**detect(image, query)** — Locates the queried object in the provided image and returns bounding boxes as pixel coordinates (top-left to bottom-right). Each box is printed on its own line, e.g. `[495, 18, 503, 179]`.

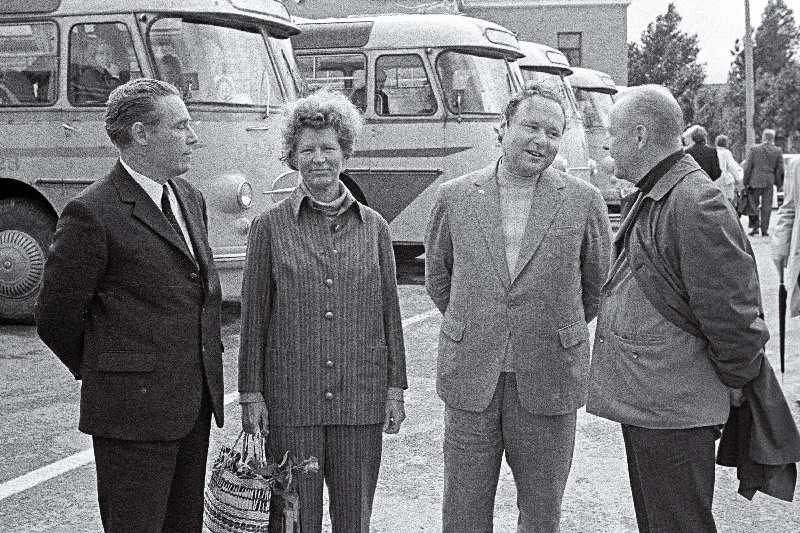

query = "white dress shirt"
[119, 158, 196, 258]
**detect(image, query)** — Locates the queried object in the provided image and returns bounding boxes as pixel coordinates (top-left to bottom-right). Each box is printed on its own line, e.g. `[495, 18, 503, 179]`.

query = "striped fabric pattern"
[268, 423, 383, 533]
[239, 187, 407, 426]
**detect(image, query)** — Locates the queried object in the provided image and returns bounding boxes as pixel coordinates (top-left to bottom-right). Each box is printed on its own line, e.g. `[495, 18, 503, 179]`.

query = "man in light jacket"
[425, 85, 610, 532]
[587, 85, 768, 532]
[772, 155, 800, 314]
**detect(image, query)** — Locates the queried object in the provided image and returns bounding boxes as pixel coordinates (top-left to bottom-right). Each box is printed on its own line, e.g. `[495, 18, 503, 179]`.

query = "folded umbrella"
[779, 269, 787, 374]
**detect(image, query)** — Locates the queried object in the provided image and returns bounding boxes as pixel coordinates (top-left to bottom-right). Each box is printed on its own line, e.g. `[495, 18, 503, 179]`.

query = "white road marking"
[0, 308, 438, 501]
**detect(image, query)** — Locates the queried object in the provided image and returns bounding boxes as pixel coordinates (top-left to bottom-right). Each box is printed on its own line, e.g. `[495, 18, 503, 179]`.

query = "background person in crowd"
[744, 128, 785, 236]
[772, 155, 800, 316]
[425, 85, 611, 532]
[588, 84, 768, 533]
[35, 79, 225, 533]
[684, 125, 722, 181]
[238, 89, 407, 533]
[715, 134, 743, 205]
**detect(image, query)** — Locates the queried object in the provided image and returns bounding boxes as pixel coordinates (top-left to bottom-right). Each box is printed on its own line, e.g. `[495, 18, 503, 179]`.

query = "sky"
[627, 0, 800, 84]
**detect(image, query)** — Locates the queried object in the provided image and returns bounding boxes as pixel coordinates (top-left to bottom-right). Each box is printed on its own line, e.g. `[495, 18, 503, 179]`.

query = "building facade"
[287, 0, 630, 85]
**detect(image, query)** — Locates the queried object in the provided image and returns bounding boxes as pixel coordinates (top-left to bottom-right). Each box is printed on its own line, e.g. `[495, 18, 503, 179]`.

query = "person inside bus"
[350, 68, 389, 115]
[238, 88, 407, 533]
[73, 36, 129, 104]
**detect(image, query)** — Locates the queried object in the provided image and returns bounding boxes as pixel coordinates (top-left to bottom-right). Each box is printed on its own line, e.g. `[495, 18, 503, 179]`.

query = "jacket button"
[325, 392, 334, 400]
[325, 311, 334, 321]
[599, 336, 605, 343]
[140, 388, 147, 394]
[189, 272, 199, 280]
[325, 360, 334, 368]
[332, 249, 339, 255]
[324, 278, 333, 287]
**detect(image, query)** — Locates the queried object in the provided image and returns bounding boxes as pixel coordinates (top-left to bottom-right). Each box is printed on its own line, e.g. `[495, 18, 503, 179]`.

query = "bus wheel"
[393, 244, 425, 261]
[0, 198, 56, 323]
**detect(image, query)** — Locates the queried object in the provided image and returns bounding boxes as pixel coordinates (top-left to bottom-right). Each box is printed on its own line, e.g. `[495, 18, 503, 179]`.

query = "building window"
[558, 32, 582, 67]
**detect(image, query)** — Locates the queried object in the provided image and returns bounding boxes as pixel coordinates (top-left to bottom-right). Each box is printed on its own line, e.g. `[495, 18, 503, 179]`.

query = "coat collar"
[645, 154, 703, 202]
[472, 160, 567, 285]
[110, 160, 199, 267]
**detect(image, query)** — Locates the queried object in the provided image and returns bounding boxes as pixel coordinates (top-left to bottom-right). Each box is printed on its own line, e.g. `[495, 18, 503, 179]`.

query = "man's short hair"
[690, 125, 708, 144]
[105, 78, 180, 147]
[614, 85, 684, 149]
[715, 134, 729, 148]
[762, 129, 776, 142]
[502, 82, 566, 130]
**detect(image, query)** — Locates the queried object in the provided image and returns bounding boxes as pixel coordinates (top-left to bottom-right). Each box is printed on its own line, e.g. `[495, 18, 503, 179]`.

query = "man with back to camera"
[684, 125, 721, 181]
[425, 84, 611, 532]
[744, 128, 784, 236]
[35, 78, 224, 533]
[587, 84, 768, 532]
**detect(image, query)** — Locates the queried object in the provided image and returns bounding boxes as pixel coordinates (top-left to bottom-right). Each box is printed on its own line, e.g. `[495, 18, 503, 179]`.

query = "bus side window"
[375, 54, 436, 116]
[296, 53, 366, 110]
[69, 23, 140, 106]
[0, 22, 58, 106]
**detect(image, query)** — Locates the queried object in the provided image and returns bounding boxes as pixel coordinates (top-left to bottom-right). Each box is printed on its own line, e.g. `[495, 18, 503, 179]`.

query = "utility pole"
[744, 0, 756, 148]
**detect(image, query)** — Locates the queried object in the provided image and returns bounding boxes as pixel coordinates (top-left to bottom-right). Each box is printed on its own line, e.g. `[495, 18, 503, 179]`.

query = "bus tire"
[0, 198, 56, 324]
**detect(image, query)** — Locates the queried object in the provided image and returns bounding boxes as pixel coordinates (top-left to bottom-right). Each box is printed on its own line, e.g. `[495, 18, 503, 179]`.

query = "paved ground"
[1, 229, 799, 532]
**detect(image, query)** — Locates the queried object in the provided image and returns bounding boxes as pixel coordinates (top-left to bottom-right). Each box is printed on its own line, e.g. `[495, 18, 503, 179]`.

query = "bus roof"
[0, 0, 299, 37]
[293, 14, 523, 59]
[517, 41, 572, 76]
[569, 67, 617, 94]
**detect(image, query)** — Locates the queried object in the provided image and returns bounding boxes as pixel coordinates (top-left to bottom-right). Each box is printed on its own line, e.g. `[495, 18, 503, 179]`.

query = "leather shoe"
[749, 228, 759, 236]
[762, 231, 769, 237]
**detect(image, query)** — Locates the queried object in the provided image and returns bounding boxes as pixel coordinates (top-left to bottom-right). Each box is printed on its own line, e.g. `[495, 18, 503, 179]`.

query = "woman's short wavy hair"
[280, 89, 364, 170]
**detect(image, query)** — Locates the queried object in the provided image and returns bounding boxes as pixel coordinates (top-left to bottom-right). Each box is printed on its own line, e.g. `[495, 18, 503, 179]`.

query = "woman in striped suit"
[238, 89, 408, 533]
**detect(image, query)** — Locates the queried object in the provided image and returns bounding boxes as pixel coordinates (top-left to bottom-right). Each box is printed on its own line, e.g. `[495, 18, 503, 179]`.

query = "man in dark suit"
[35, 78, 224, 533]
[684, 125, 722, 181]
[744, 128, 785, 236]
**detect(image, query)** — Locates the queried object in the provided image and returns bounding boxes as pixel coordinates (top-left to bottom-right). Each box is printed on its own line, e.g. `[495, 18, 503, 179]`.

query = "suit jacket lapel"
[473, 167, 511, 290]
[111, 162, 196, 264]
[512, 167, 566, 282]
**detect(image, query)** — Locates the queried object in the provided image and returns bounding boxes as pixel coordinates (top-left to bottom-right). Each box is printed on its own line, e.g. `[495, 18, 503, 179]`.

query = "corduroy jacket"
[238, 186, 407, 426]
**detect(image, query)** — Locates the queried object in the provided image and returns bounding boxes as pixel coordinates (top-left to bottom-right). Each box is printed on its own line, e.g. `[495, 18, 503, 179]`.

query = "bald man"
[587, 85, 768, 532]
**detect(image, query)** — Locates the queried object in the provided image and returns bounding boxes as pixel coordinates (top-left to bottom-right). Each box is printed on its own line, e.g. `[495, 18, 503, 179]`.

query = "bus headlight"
[237, 181, 253, 209]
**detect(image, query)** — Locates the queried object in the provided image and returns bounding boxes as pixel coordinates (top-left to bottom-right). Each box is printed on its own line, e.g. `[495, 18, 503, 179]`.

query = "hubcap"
[0, 230, 45, 299]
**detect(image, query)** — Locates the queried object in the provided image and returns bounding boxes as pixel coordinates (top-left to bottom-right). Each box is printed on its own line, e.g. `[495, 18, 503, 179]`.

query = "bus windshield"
[575, 88, 614, 129]
[148, 18, 279, 106]
[269, 36, 303, 100]
[436, 51, 516, 114]
[520, 70, 581, 121]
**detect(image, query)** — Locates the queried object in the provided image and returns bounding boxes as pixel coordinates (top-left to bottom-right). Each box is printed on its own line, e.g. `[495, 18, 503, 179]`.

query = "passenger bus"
[569, 66, 627, 228]
[517, 41, 592, 181]
[569, 66, 617, 163]
[288, 14, 524, 258]
[0, 0, 302, 321]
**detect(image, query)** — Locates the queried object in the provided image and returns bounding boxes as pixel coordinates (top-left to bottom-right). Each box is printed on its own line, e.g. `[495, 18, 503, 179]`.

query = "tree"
[722, 0, 800, 155]
[628, 2, 706, 123]
[754, 0, 799, 76]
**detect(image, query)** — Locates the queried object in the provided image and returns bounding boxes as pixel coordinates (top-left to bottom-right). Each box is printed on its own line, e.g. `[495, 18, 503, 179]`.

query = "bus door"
[361, 52, 443, 247]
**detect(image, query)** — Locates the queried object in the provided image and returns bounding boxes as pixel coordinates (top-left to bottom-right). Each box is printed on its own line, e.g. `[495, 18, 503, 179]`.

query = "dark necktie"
[161, 182, 188, 247]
